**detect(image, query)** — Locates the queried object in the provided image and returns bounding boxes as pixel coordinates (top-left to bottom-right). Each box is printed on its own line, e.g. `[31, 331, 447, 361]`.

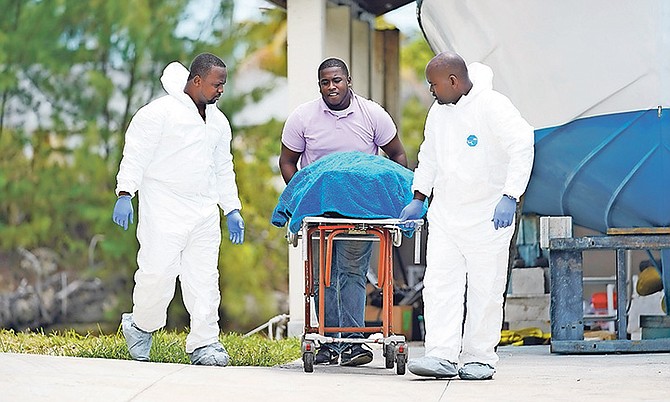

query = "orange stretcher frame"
[295, 217, 423, 374]
[304, 221, 395, 336]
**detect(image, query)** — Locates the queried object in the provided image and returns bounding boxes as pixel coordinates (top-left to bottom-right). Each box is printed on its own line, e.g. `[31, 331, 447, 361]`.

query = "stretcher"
[288, 216, 423, 374]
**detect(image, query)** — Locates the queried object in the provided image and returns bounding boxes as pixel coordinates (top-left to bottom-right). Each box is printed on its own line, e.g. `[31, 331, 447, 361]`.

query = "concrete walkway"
[1, 343, 668, 401]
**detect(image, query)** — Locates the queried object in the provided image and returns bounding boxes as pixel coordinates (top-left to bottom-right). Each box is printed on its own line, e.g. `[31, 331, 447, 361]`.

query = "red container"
[591, 292, 617, 310]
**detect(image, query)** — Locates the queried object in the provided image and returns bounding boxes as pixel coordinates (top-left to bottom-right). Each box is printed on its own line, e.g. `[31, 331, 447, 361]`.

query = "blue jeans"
[314, 239, 372, 353]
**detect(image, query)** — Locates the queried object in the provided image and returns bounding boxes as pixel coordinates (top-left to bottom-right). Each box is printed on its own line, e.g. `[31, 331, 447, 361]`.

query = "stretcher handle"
[325, 229, 350, 287]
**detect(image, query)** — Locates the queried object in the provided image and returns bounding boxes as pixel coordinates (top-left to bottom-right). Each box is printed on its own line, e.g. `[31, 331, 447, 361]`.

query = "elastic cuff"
[503, 194, 517, 202]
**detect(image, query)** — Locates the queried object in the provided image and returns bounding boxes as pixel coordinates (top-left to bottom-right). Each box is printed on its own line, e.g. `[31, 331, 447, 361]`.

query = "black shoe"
[315, 347, 339, 365]
[339, 343, 373, 367]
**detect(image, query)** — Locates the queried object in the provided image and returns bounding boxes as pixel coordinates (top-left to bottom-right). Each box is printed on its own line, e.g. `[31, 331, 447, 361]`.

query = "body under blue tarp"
[271, 151, 426, 233]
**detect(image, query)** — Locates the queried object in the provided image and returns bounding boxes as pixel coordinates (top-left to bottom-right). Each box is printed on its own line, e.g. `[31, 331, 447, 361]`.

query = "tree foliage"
[0, 0, 287, 332]
[399, 34, 435, 166]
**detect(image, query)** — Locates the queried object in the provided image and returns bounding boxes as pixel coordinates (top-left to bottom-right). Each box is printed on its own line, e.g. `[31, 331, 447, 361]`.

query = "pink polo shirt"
[281, 92, 397, 168]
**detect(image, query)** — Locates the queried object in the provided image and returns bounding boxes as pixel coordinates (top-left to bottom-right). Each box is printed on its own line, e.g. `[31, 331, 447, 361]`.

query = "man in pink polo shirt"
[279, 57, 408, 367]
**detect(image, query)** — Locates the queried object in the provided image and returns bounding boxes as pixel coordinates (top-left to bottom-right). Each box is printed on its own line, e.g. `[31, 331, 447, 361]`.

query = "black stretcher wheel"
[396, 353, 406, 375]
[384, 343, 395, 369]
[303, 351, 314, 373]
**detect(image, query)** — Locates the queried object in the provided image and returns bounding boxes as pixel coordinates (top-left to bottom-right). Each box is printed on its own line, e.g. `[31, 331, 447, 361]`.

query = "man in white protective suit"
[112, 53, 245, 366]
[398, 51, 534, 380]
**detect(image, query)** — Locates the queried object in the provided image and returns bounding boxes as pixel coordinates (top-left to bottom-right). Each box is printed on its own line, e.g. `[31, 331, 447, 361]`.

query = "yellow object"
[663, 296, 667, 314]
[500, 330, 523, 345]
[637, 267, 663, 296]
[499, 327, 550, 346]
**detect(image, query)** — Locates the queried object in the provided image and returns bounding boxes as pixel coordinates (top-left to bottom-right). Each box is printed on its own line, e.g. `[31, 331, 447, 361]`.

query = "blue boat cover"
[271, 151, 426, 233]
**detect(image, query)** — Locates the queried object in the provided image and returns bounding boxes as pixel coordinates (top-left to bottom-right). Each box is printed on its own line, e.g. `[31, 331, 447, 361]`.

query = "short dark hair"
[188, 53, 226, 81]
[317, 57, 349, 78]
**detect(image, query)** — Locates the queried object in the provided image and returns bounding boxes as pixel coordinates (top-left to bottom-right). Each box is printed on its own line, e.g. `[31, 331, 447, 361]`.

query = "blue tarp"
[271, 151, 426, 233]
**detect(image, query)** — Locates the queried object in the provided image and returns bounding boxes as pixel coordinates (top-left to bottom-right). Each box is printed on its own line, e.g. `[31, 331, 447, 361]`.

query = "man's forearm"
[279, 164, 297, 184]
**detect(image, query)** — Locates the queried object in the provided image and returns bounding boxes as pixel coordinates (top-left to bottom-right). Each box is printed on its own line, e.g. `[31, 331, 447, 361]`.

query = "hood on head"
[160, 61, 189, 97]
[467, 62, 493, 96]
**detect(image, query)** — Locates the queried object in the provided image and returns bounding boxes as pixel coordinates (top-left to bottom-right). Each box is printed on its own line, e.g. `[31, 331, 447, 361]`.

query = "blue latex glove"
[492, 195, 516, 230]
[398, 199, 425, 230]
[226, 209, 245, 244]
[112, 195, 134, 231]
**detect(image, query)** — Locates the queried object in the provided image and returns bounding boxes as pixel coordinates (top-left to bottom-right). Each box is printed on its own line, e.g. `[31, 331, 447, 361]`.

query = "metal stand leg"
[549, 250, 584, 344]
[616, 249, 628, 339]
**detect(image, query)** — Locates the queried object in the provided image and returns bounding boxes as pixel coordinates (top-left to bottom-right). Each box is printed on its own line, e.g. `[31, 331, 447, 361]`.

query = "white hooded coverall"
[412, 63, 534, 367]
[115, 62, 241, 353]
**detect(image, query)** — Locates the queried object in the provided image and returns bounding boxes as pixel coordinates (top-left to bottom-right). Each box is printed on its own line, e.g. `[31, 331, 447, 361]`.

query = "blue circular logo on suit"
[466, 134, 478, 147]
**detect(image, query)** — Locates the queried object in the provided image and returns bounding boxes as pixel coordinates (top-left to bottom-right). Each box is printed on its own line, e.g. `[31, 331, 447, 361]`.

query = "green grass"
[0, 328, 301, 367]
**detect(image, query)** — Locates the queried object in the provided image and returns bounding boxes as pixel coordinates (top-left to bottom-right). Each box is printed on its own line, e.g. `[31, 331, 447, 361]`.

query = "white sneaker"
[458, 362, 495, 380]
[189, 342, 230, 367]
[121, 313, 152, 361]
[407, 356, 458, 378]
